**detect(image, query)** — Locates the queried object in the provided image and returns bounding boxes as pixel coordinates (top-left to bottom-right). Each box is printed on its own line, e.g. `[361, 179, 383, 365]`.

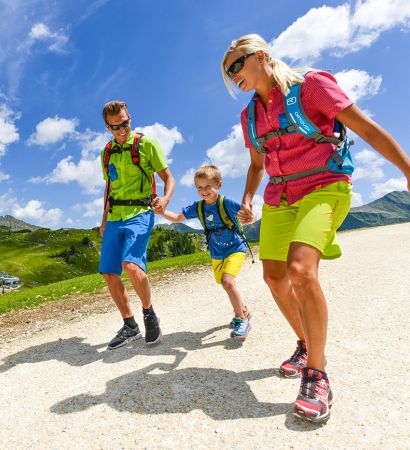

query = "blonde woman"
[222, 34, 410, 423]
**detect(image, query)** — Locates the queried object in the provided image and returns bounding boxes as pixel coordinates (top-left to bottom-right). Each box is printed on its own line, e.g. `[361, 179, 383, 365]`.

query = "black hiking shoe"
[143, 310, 162, 345]
[107, 324, 142, 350]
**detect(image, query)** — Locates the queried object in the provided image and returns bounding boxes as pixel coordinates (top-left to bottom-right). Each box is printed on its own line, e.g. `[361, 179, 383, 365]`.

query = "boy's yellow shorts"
[260, 181, 352, 261]
[212, 251, 246, 284]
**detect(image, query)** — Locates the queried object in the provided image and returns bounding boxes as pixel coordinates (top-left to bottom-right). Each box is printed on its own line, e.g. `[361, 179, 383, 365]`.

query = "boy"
[160, 165, 252, 338]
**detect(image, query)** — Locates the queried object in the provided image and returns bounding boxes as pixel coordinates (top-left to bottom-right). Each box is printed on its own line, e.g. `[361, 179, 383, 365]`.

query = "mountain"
[156, 223, 202, 234]
[242, 191, 410, 241]
[0, 215, 42, 232]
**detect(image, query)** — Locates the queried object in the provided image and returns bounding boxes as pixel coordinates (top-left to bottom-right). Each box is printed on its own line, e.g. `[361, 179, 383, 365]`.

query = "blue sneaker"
[230, 318, 252, 339]
[229, 307, 252, 328]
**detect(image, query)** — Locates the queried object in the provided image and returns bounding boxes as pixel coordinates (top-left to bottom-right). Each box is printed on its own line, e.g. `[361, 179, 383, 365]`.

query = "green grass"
[0, 251, 211, 314]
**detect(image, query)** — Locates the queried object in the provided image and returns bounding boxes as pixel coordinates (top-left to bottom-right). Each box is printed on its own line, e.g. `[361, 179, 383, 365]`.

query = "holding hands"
[238, 202, 256, 225]
[151, 196, 169, 214]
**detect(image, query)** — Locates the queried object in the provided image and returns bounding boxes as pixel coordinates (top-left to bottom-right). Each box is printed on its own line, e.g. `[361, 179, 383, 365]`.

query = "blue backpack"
[247, 72, 354, 184]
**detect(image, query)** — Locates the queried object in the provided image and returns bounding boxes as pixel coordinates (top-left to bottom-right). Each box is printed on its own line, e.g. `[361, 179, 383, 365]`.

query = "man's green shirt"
[101, 131, 168, 222]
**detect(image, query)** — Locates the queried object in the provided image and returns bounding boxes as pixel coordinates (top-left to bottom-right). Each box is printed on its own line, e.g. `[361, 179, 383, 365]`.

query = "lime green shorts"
[259, 181, 352, 261]
[212, 251, 246, 284]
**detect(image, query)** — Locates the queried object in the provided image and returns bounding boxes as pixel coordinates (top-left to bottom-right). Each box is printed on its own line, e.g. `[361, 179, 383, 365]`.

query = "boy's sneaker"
[143, 310, 162, 345]
[229, 306, 252, 328]
[230, 318, 252, 339]
[107, 324, 142, 350]
[280, 340, 307, 378]
[293, 368, 333, 423]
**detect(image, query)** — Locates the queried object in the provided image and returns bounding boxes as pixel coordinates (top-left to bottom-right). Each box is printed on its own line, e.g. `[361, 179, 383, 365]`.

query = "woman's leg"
[262, 259, 305, 340]
[287, 242, 326, 371]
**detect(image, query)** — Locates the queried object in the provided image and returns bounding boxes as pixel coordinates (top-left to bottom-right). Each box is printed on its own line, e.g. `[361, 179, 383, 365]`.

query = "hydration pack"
[246, 72, 354, 184]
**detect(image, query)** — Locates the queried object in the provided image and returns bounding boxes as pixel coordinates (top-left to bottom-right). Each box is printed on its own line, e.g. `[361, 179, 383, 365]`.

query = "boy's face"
[195, 177, 221, 204]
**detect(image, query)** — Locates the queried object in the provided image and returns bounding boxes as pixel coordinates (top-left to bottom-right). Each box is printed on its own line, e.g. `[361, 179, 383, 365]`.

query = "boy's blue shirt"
[182, 196, 247, 259]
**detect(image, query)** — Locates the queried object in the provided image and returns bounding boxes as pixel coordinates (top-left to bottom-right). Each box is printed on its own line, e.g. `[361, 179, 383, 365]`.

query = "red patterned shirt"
[240, 71, 353, 206]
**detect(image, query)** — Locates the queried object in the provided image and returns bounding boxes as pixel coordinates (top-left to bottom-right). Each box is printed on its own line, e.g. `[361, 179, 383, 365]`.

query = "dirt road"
[0, 224, 409, 449]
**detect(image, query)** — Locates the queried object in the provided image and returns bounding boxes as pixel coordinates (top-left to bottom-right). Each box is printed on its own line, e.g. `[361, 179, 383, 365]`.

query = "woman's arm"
[337, 104, 410, 190]
[238, 147, 265, 224]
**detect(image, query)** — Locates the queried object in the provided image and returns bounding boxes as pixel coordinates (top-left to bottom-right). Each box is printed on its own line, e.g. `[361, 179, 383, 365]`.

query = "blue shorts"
[99, 211, 154, 275]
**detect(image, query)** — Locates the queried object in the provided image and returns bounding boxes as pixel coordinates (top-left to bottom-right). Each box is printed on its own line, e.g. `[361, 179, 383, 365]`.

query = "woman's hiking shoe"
[280, 340, 307, 378]
[107, 324, 142, 350]
[143, 310, 162, 345]
[229, 306, 252, 328]
[293, 368, 333, 423]
[230, 318, 252, 339]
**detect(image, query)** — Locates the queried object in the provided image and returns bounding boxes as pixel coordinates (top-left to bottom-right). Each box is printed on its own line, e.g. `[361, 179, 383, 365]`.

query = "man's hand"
[238, 202, 256, 224]
[151, 196, 169, 214]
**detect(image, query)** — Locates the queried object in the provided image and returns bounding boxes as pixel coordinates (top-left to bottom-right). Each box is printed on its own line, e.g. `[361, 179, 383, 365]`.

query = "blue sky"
[0, 0, 409, 229]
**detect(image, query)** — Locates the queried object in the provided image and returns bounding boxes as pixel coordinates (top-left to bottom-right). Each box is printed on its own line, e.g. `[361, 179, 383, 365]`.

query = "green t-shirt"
[101, 131, 168, 222]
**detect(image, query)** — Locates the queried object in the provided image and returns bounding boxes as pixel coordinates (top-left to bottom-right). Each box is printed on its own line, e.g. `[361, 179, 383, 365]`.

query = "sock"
[124, 316, 137, 329]
[143, 305, 154, 315]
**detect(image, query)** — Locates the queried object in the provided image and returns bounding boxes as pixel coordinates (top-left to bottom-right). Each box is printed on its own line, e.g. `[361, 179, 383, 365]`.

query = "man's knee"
[122, 262, 147, 280]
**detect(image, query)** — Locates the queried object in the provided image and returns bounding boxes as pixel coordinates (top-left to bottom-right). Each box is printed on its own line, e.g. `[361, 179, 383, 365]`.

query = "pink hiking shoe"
[280, 340, 307, 378]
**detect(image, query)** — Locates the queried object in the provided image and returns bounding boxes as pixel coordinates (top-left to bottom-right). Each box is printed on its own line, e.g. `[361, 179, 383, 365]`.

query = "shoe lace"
[144, 313, 157, 327]
[117, 325, 131, 338]
[289, 345, 307, 365]
[233, 319, 244, 332]
[300, 378, 328, 401]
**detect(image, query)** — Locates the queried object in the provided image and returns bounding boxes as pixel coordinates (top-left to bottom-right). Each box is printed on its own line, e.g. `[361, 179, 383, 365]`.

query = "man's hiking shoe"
[230, 318, 252, 339]
[107, 324, 142, 350]
[229, 307, 252, 328]
[293, 368, 333, 423]
[143, 310, 162, 345]
[280, 340, 307, 378]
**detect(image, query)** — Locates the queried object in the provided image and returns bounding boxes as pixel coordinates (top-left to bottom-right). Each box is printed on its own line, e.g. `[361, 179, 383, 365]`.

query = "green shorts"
[259, 181, 352, 261]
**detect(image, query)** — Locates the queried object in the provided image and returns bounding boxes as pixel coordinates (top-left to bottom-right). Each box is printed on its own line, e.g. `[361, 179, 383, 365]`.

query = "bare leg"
[287, 242, 327, 371]
[262, 259, 305, 340]
[102, 273, 133, 318]
[122, 262, 151, 309]
[221, 273, 245, 317]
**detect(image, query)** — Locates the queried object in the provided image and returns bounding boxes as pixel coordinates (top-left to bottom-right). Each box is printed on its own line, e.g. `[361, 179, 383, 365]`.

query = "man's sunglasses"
[226, 53, 255, 77]
[107, 119, 130, 131]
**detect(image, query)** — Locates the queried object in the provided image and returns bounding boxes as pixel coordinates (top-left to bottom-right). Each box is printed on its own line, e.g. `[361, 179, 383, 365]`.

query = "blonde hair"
[221, 33, 304, 97]
[194, 165, 222, 184]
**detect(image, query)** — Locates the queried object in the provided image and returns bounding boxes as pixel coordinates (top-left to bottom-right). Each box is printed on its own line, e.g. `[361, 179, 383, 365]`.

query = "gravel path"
[0, 223, 409, 450]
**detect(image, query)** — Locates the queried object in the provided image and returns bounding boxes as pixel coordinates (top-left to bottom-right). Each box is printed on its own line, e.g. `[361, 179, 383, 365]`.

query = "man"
[99, 100, 175, 349]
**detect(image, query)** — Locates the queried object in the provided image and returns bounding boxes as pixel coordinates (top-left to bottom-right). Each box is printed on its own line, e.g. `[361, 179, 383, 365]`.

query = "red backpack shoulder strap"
[103, 141, 113, 175]
[131, 133, 144, 165]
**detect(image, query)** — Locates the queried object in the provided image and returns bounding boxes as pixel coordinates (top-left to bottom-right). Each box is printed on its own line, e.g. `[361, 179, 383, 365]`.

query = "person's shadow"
[51, 361, 290, 421]
[0, 325, 240, 373]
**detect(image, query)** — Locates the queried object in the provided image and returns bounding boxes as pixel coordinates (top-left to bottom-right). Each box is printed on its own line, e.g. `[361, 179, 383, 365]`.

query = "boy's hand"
[238, 202, 256, 224]
[151, 196, 169, 214]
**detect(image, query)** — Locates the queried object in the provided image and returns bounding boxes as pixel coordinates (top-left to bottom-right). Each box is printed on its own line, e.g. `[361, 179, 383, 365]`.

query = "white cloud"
[334, 70, 382, 103]
[370, 177, 407, 199]
[0, 104, 20, 157]
[184, 219, 202, 230]
[28, 23, 68, 53]
[135, 123, 184, 162]
[269, 0, 410, 65]
[0, 191, 17, 215]
[180, 168, 196, 187]
[75, 130, 110, 159]
[0, 171, 10, 182]
[251, 194, 264, 220]
[270, 5, 351, 64]
[206, 124, 249, 178]
[29, 155, 103, 195]
[352, 148, 385, 181]
[12, 199, 63, 228]
[351, 191, 364, 207]
[28, 116, 78, 146]
[73, 198, 103, 218]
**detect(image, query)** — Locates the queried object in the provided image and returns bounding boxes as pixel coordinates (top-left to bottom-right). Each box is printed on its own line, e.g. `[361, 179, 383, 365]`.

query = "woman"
[221, 34, 410, 423]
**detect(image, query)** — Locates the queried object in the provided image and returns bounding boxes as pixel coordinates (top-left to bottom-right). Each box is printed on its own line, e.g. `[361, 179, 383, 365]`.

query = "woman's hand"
[238, 202, 256, 224]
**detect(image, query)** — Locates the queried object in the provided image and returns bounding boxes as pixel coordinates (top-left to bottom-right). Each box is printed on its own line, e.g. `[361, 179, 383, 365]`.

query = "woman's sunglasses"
[226, 53, 255, 77]
[107, 119, 130, 131]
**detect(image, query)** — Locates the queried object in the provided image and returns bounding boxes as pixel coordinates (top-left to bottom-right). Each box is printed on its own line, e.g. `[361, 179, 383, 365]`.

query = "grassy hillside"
[0, 225, 203, 288]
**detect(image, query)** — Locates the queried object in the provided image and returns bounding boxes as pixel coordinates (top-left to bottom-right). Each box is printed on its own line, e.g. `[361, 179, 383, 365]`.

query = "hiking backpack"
[196, 195, 254, 263]
[103, 133, 157, 211]
[247, 72, 354, 185]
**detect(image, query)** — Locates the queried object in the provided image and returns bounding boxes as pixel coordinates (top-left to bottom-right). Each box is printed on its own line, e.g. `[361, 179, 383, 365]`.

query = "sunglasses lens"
[110, 120, 129, 131]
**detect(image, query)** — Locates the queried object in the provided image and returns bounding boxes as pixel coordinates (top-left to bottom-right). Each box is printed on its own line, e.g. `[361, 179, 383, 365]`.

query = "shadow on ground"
[0, 325, 243, 373]
[51, 362, 290, 421]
